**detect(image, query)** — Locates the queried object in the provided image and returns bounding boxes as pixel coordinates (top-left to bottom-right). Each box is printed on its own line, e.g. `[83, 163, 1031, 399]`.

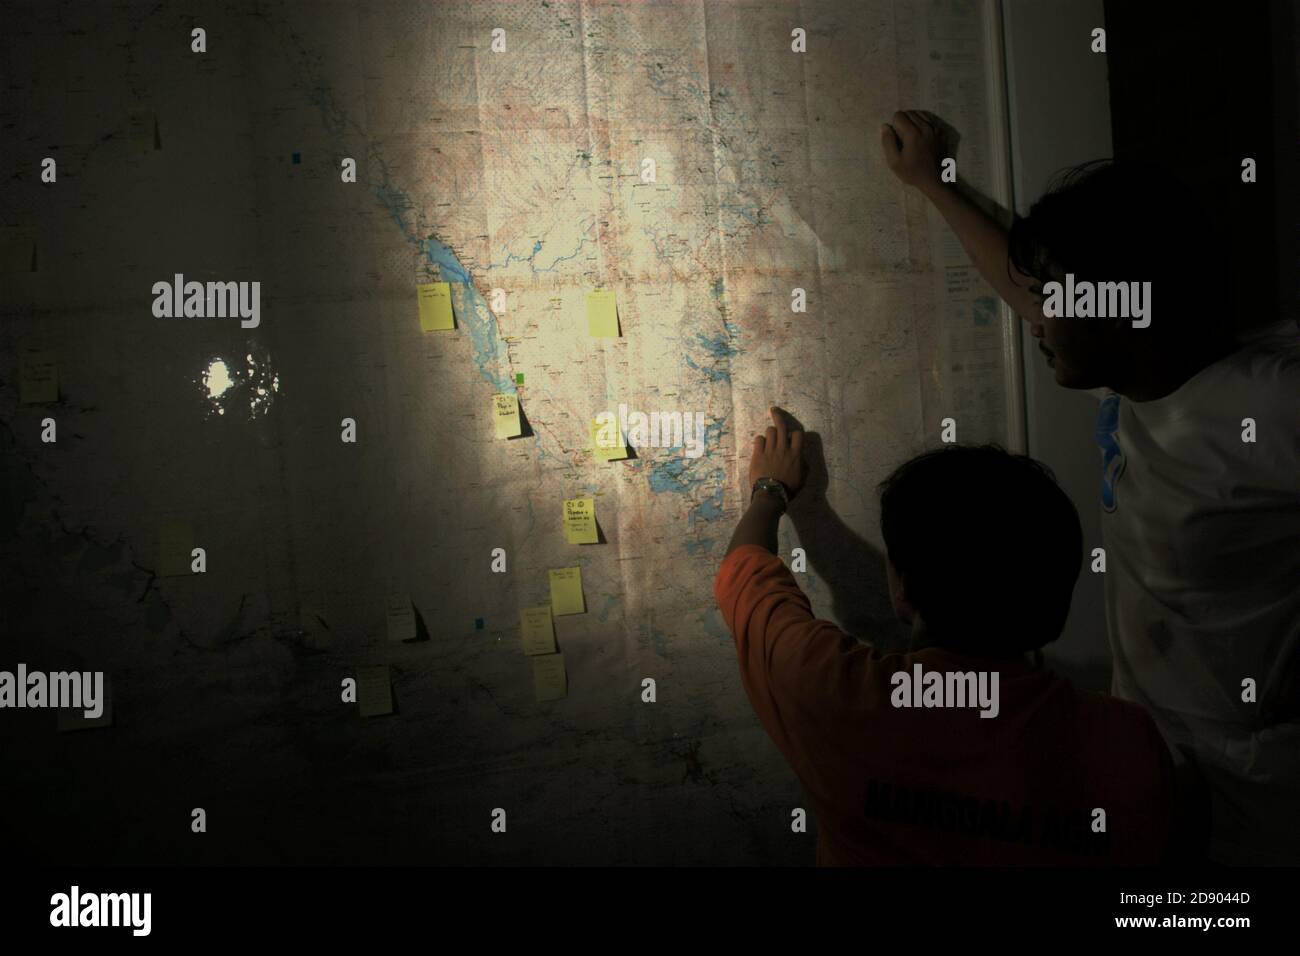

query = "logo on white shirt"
[1094, 394, 1126, 512]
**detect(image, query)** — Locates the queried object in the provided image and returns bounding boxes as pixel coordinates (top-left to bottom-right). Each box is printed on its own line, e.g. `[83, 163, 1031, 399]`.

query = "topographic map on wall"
[1, 0, 1014, 863]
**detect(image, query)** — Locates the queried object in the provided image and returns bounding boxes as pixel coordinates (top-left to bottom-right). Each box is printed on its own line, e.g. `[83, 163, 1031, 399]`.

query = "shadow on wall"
[779, 414, 907, 654]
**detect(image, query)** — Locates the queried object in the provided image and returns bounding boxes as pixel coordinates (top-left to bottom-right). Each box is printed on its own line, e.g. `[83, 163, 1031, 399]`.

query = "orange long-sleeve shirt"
[714, 544, 1174, 865]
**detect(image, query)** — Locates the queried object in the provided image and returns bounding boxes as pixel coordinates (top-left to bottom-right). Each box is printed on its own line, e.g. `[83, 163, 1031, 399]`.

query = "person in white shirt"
[881, 109, 1300, 864]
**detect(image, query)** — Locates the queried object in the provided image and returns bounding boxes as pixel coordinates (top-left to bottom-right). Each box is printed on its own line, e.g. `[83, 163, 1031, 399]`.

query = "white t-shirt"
[1095, 320, 1300, 864]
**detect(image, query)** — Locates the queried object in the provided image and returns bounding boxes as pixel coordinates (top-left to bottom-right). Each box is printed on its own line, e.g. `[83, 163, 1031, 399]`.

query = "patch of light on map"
[198, 349, 281, 420]
[203, 359, 234, 399]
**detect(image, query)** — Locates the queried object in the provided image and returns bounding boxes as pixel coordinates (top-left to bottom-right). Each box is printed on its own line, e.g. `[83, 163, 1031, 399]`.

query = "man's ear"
[886, 559, 915, 623]
[896, 576, 917, 622]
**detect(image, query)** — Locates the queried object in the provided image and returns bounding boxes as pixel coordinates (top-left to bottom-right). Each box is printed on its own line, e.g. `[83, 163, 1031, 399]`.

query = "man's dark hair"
[1007, 159, 1229, 345]
[877, 444, 1082, 656]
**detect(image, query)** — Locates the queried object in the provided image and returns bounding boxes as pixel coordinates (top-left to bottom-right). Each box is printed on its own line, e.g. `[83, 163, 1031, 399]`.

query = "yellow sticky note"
[520, 605, 556, 656]
[58, 678, 112, 732]
[127, 109, 157, 150]
[564, 498, 598, 544]
[299, 586, 327, 633]
[586, 290, 619, 337]
[549, 566, 585, 616]
[158, 521, 194, 577]
[19, 350, 57, 404]
[418, 282, 455, 331]
[0, 226, 36, 273]
[533, 654, 567, 701]
[590, 418, 627, 461]
[386, 592, 416, 642]
[493, 393, 522, 439]
[357, 666, 393, 717]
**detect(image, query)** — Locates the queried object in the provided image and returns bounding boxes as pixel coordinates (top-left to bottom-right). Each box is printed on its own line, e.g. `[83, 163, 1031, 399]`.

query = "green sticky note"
[586, 290, 619, 337]
[417, 282, 455, 331]
[516, 372, 524, 385]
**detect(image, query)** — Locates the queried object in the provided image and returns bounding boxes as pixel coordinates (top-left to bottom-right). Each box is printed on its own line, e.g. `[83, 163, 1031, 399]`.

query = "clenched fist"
[881, 109, 947, 193]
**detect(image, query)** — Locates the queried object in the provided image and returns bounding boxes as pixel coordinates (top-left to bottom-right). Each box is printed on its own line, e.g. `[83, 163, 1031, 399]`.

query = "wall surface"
[1, 0, 1014, 864]
[1002, 0, 1113, 689]
[1104, 0, 1291, 335]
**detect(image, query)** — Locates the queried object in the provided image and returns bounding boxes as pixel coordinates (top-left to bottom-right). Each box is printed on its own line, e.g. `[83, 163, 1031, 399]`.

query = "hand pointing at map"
[725, 406, 807, 557]
[748, 406, 807, 502]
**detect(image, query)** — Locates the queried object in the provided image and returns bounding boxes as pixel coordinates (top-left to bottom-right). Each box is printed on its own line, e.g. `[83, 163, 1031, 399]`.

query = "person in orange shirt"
[714, 407, 1178, 864]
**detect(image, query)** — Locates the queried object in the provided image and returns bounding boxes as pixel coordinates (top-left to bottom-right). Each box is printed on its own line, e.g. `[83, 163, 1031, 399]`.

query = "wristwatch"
[751, 477, 790, 510]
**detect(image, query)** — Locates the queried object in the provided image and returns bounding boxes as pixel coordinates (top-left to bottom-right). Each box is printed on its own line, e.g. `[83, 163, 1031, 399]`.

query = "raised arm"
[881, 109, 1043, 321]
[724, 406, 807, 557]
